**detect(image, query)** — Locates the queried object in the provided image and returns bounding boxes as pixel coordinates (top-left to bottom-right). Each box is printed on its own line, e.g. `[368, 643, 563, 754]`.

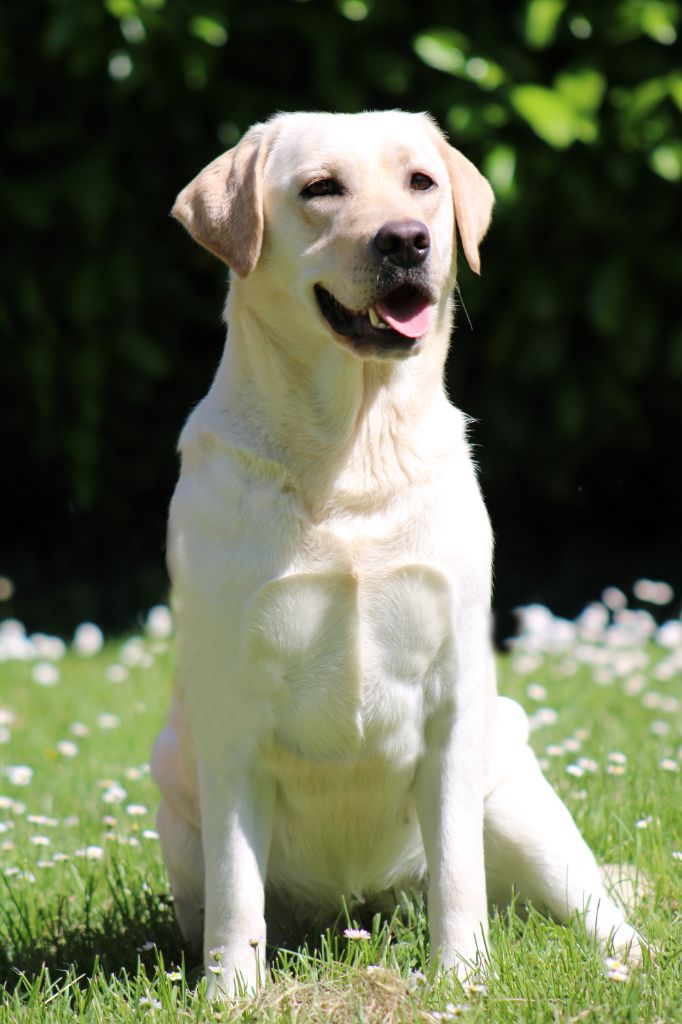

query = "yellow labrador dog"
[151, 110, 643, 995]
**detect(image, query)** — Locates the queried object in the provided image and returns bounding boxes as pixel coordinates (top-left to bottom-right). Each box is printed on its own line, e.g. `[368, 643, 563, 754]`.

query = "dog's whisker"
[455, 282, 474, 332]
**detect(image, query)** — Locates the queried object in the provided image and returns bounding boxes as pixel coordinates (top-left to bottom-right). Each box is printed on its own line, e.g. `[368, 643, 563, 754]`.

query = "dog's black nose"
[374, 220, 431, 268]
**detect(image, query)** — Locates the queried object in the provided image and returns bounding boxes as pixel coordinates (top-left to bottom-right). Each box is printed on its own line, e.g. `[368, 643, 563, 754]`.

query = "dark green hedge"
[2, 0, 681, 634]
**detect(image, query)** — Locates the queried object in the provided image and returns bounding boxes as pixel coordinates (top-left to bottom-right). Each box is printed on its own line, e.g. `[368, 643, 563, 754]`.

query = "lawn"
[0, 586, 680, 1022]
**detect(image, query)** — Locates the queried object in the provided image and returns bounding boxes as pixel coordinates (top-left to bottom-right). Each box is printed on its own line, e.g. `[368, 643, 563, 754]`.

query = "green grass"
[0, 613, 680, 1022]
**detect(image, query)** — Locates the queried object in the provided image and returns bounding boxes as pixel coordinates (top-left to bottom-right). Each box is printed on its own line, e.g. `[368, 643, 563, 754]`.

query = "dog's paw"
[605, 922, 652, 967]
[602, 929, 657, 983]
[204, 944, 263, 1001]
[205, 966, 258, 1002]
[435, 947, 489, 990]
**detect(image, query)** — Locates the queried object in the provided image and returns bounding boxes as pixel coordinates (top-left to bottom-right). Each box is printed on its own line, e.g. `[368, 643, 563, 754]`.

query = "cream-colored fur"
[151, 111, 644, 996]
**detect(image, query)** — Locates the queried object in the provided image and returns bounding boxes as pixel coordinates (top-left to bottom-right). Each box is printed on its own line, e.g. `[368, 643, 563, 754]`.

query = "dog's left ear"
[171, 123, 269, 277]
[440, 143, 495, 276]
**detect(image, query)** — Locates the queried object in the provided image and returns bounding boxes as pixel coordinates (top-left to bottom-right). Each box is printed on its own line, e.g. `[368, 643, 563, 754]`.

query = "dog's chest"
[245, 548, 454, 761]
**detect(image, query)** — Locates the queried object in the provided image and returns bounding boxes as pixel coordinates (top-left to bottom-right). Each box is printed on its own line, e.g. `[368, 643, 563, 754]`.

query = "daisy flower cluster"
[0, 603, 172, 667]
[509, 579, 681, 777]
[0, 594, 173, 879]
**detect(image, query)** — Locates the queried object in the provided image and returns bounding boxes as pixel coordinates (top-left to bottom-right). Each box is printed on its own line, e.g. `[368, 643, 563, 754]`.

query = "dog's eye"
[300, 178, 344, 198]
[410, 172, 436, 191]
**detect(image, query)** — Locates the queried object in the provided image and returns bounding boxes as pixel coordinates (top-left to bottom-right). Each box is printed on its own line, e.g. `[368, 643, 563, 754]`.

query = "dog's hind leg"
[152, 720, 204, 950]
[484, 698, 645, 962]
[155, 797, 204, 949]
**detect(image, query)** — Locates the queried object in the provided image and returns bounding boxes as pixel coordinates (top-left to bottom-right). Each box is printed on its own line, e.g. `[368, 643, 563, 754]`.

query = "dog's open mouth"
[314, 284, 433, 348]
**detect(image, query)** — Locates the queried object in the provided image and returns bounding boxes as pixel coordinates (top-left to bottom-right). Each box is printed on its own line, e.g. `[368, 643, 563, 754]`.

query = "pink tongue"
[374, 298, 432, 339]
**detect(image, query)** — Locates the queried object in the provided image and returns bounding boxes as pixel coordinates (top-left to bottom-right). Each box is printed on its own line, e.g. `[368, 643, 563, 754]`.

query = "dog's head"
[173, 111, 493, 361]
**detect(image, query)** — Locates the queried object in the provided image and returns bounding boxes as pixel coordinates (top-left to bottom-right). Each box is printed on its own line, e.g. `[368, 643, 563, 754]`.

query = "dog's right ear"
[171, 124, 268, 277]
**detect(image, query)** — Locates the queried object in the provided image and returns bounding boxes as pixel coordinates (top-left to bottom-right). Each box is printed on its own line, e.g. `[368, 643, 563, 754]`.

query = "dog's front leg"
[415, 719, 488, 978]
[198, 757, 274, 998]
[415, 616, 490, 979]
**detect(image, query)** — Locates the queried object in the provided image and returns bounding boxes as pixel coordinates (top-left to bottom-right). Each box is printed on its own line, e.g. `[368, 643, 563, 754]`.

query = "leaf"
[640, 0, 679, 46]
[413, 29, 468, 75]
[465, 56, 506, 90]
[104, 0, 137, 19]
[667, 71, 682, 111]
[555, 68, 606, 114]
[483, 144, 517, 197]
[649, 143, 682, 180]
[413, 29, 503, 90]
[510, 85, 578, 148]
[338, 0, 370, 21]
[621, 77, 669, 120]
[524, 0, 566, 49]
[189, 16, 228, 47]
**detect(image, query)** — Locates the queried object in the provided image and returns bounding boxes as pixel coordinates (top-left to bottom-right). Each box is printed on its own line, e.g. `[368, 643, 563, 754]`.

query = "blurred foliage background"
[2, 0, 681, 638]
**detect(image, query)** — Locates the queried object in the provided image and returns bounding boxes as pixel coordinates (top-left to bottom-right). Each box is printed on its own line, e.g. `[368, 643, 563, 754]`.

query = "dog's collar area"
[314, 284, 432, 351]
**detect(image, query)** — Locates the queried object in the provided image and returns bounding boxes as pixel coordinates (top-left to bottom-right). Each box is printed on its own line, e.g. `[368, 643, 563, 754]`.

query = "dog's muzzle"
[311, 280, 430, 348]
[314, 219, 438, 359]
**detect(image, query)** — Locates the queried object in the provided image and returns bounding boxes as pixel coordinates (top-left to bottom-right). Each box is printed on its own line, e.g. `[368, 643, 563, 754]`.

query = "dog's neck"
[205, 287, 459, 516]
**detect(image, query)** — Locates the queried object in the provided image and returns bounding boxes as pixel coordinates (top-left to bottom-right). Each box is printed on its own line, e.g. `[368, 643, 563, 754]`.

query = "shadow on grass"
[0, 869, 406, 995]
[0, 869, 188, 992]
